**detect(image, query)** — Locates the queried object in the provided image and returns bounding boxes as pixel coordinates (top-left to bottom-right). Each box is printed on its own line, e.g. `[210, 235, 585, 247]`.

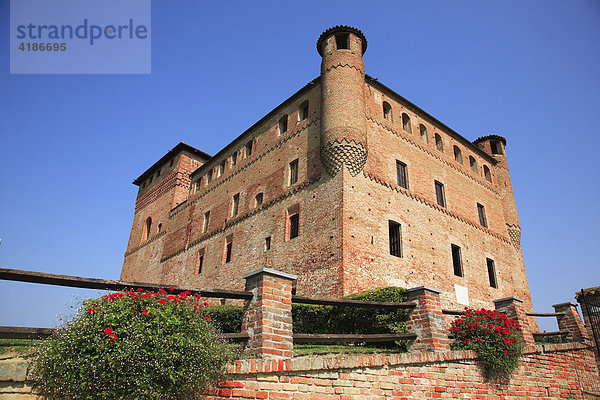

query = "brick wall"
[199, 343, 599, 399]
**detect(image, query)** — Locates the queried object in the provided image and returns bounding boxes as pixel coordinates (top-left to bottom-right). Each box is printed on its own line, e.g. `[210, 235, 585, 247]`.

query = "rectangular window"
[451, 244, 463, 277]
[232, 152, 237, 166]
[231, 193, 240, 217]
[388, 220, 402, 257]
[487, 258, 497, 288]
[289, 213, 299, 239]
[289, 159, 299, 185]
[203, 211, 210, 233]
[207, 171, 212, 184]
[219, 160, 226, 176]
[396, 160, 408, 189]
[196, 249, 204, 274]
[477, 203, 487, 227]
[435, 180, 445, 207]
[223, 235, 233, 264]
[265, 236, 271, 251]
[246, 141, 253, 158]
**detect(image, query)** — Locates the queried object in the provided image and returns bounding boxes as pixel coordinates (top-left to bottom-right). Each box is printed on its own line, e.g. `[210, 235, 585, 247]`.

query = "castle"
[121, 26, 534, 312]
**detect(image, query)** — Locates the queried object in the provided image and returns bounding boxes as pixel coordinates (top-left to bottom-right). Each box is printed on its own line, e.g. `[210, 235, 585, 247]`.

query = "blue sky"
[0, 1, 598, 332]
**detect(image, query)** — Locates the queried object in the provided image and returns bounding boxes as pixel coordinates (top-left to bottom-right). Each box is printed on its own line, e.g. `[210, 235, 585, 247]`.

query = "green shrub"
[203, 305, 243, 333]
[292, 287, 408, 336]
[450, 308, 524, 381]
[33, 288, 237, 400]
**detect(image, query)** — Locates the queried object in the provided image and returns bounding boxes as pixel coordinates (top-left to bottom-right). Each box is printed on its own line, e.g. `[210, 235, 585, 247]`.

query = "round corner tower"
[317, 25, 368, 176]
[474, 134, 522, 250]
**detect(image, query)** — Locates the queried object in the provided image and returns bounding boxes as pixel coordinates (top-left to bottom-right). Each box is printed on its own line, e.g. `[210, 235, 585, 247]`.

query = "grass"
[0, 338, 41, 356]
[294, 344, 404, 356]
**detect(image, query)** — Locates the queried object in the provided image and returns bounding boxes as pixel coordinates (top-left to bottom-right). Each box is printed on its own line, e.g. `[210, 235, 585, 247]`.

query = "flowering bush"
[450, 308, 524, 380]
[33, 288, 237, 399]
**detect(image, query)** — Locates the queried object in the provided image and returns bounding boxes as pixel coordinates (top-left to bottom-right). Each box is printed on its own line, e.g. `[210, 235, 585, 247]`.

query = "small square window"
[299, 101, 309, 121]
[265, 236, 271, 251]
[389, 220, 402, 258]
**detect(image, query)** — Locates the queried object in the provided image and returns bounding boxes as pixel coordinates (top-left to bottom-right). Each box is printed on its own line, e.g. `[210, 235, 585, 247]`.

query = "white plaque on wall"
[454, 284, 470, 306]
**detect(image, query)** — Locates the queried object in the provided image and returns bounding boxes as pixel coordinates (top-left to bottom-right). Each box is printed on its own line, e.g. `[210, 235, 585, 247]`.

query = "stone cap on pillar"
[242, 267, 297, 281]
[493, 296, 524, 305]
[405, 286, 442, 295]
[553, 302, 578, 308]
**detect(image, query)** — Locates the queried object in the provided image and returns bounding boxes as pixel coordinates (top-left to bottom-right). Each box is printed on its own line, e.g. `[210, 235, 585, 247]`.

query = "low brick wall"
[3, 343, 599, 399]
[200, 343, 600, 399]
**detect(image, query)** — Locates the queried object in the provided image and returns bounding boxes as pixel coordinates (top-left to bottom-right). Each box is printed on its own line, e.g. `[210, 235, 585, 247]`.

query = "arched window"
[144, 217, 152, 241]
[435, 133, 444, 151]
[490, 140, 503, 155]
[484, 165, 492, 182]
[245, 140, 253, 158]
[157, 223, 162, 233]
[383, 101, 392, 122]
[453, 146, 463, 164]
[402, 113, 411, 132]
[279, 115, 288, 135]
[420, 124, 427, 143]
[299, 101, 309, 121]
[469, 156, 478, 173]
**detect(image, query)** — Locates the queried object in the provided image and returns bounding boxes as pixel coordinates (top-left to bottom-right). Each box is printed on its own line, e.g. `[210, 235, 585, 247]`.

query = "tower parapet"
[317, 26, 368, 176]
[474, 135, 522, 249]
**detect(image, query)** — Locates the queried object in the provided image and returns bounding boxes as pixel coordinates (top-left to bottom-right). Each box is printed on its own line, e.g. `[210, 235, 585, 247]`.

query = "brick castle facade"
[121, 26, 534, 312]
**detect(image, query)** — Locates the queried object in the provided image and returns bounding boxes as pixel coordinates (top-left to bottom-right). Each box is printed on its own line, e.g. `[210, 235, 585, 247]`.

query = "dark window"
[490, 140, 503, 155]
[149, 175, 153, 184]
[420, 124, 427, 143]
[265, 236, 271, 251]
[197, 250, 204, 274]
[383, 101, 392, 122]
[207, 170, 212, 184]
[156, 169, 161, 178]
[402, 113, 411, 132]
[335, 33, 349, 50]
[451, 244, 463, 277]
[289, 159, 299, 185]
[289, 213, 299, 239]
[225, 242, 232, 263]
[484, 165, 492, 182]
[469, 156, 478, 173]
[203, 211, 210, 233]
[232, 152, 237, 166]
[144, 217, 152, 240]
[219, 160, 226, 176]
[299, 101, 309, 121]
[246, 141, 253, 157]
[396, 160, 408, 189]
[255, 193, 263, 208]
[435, 181, 445, 207]
[454, 146, 463, 164]
[279, 115, 288, 134]
[389, 220, 402, 257]
[157, 223, 162, 233]
[477, 203, 487, 227]
[232, 194, 239, 217]
[487, 258, 497, 288]
[435, 133, 443, 151]
[170, 159, 174, 167]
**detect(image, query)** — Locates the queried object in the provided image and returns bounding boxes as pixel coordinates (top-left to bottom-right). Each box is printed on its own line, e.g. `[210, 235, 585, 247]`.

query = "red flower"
[158, 288, 166, 294]
[103, 328, 112, 335]
[503, 349, 508, 354]
[168, 287, 175, 292]
[86, 307, 96, 315]
[158, 300, 167, 305]
[109, 334, 117, 342]
[143, 309, 148, 315]
[137, 288, 144, 292]
[464, 339, 470, 344]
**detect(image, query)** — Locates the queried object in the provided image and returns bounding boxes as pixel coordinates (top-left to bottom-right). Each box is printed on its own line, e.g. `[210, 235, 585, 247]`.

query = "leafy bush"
[450, 308, 524, 381]
[293, 287, 408, 336]
[33, 288, 237, 400]
[203, 305, 243, 333]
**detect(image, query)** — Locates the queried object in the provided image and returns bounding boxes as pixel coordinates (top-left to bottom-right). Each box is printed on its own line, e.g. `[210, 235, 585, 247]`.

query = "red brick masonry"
[200, 343, 599, 399]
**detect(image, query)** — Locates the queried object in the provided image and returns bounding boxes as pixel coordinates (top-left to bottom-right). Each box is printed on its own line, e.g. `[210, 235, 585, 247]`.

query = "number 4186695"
[18, 43, 67, 51]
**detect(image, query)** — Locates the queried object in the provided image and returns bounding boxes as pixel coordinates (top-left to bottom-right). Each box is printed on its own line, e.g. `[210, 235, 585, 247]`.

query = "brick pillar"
[242, 268, 296, 359]
[552, 302, 588, 342]
[493, 297, 535, 347]
[405, 286, 449, 352]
